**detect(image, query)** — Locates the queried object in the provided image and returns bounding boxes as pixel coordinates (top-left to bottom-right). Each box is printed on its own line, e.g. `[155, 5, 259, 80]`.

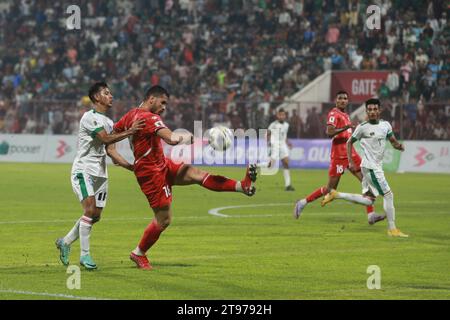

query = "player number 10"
[163, 185, 171, 198]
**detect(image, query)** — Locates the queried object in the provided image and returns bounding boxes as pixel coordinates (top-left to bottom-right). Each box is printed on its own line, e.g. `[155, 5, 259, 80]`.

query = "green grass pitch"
[0, 163, 449, 300]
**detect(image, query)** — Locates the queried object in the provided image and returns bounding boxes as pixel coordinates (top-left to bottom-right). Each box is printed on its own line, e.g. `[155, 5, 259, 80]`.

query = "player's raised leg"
[130, 206, 171, 270]
[349, 160, 384, 224]
[55, 218, 79, 266]
[321, 189, 375, 206]
[174, 163, 257, 196]
[293, 174, 340, 219]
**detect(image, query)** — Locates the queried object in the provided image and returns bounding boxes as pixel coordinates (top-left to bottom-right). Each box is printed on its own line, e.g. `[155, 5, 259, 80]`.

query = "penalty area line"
[0, 289, 111, 300]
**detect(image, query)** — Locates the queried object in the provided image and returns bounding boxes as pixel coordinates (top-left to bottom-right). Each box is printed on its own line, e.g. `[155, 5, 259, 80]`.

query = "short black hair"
[88, 82, 108, 103]
[144, 85, 170, 101]
[277, 108, 286, 113]
[365, 98, 381, 108]
[336, 91, 349, 97]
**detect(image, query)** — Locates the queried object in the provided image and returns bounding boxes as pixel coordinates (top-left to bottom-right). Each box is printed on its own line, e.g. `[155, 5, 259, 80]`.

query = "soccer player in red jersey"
[113, 85, 257, 269]
[293, 91, 385, 225]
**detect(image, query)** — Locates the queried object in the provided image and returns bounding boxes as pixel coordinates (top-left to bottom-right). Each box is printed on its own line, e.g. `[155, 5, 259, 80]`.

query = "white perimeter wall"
[1, 134, 449, 174]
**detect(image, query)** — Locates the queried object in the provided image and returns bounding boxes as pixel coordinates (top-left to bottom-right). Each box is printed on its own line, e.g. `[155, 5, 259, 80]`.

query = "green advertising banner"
[354, 141, 401, 172]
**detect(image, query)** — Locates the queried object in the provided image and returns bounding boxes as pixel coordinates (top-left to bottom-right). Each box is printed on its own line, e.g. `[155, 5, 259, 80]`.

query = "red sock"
[366, 205, 374, 214]
[201, 174, 237, 192]
[306, 187, 327, 203]
[138, 220, 163, 253]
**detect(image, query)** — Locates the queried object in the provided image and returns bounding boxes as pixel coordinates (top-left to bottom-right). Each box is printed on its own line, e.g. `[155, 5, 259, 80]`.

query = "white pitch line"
[0, 289, 110, 300]
[0, 199, 448, 225]
[208, 203, 293, 217]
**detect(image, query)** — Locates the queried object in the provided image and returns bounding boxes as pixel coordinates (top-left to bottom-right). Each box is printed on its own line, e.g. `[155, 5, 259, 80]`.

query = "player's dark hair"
[277, 108, 286, 113]
[88, 82, 109, 103]
[336, 91, 348, 97]
[144, 85, 170, 101]
[365, 98, 381, 108]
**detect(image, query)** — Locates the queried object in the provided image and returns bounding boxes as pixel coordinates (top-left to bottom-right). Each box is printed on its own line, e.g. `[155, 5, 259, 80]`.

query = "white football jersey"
[268, 120, 289, 146]
[351, 120, 393, 170]
[71, 110, 114, 178]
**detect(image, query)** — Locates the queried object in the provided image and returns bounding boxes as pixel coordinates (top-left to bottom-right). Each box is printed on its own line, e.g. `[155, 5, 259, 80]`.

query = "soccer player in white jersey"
[267, 108, 295, 191]
[55, 82, 144, 269]
[321, 99, 408, 237]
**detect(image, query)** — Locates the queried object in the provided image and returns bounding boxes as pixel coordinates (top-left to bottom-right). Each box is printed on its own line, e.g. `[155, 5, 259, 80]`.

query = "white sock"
[79, 216, 93, 256]
[133, 246, 145, 256]
[336, 192, 374, 206]
[63, 218, 81, 245]
[235, 181, 243, 192]
[283, 169, 291, 187]
[257, 161, 270, 168]
[383, 192, 396, 229]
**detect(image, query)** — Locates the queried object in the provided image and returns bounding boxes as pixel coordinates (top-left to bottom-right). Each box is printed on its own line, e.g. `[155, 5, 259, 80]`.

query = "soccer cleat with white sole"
[368, 213, 386, 225]
[293, 199, 307, 219]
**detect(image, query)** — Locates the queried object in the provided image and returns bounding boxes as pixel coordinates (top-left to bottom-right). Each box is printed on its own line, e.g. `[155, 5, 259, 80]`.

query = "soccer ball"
[207, 125, 234, 151]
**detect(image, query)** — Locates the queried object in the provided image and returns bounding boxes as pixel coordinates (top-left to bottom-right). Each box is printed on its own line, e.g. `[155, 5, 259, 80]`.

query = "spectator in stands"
[289, 109, 303, 139]
[0, 0, 448, 141]
[386, 71, 400, 96]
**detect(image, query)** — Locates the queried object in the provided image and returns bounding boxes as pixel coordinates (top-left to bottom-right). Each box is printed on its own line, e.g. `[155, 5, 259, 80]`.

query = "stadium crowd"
[0, 0, 449, 140]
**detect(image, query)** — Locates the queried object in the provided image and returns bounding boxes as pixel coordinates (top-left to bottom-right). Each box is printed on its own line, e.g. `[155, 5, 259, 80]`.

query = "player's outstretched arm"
[97, 119, 145, 145]
[388, 135, 405, 151]
[106, 143, 134, 171]
[326, 124, 352, 138]
[157, 128, 193, 146]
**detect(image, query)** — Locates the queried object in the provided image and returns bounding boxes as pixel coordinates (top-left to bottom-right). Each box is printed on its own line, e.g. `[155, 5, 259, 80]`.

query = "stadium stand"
[0, 0, 448, 139]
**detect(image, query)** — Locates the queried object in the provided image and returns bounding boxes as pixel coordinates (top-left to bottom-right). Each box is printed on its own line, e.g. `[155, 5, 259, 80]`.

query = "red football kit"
[114, 107, 184, 208]
[326, 107, 361, 177]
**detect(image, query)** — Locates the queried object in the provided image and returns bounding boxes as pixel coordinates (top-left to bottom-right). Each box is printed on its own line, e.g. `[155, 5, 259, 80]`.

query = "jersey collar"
[92, 109, 106, 115]
[334, 107, 346, 114]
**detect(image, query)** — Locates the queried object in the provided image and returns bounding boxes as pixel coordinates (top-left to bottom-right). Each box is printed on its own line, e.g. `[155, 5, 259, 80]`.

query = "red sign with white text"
[331, 71, 389, 102]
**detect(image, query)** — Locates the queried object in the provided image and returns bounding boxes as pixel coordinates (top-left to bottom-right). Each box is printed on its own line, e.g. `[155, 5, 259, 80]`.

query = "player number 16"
[163, 185, 171, 198]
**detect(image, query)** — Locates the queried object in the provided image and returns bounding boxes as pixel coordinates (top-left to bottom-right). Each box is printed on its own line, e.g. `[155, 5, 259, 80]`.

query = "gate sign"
[331, 71, 389, 102]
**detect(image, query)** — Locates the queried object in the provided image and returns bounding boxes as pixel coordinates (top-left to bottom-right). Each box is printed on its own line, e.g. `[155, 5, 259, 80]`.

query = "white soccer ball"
[208, 125, 234, 151]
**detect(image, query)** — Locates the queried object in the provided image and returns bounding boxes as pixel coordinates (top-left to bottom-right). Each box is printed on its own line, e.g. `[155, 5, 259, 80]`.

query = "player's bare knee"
[159, 216, 171, 230]
[92, 215, 101, 224]
[84, 206, 97, 217]
[363, 191, 376, 204]
[192, 166, 207, 183]
[178, 164, 206, 184]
